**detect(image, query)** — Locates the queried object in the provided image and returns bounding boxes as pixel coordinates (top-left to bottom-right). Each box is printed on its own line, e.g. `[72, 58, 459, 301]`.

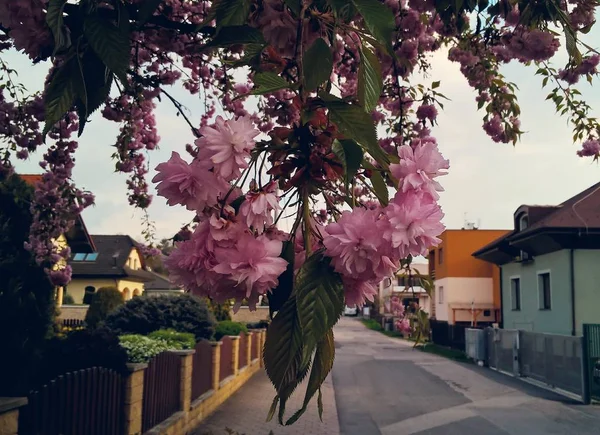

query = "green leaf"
[283, 0, 301, 15]
[357, 44, 382, 112]
[324, 97, 389, 167]
[432, 80, 441, 89]
[77, 51, 114, 136]
[46, 0, 69, 54]
[83, 14, 130, 85]
[252, 72, 292, 95]
[269, 240, 295, 317]
[351, 0, 395, 53]
[263, 297, 307, 423]
[370, 170, 389, 205]
[328, 0, 357, 22]
[295, 253, 343, 368]
[285, 330, 335, 425]
[564, 26, 582, 65]
[214, 0, 252, 29]
[332, 139, 364, 186]
[43, 56, 80, 136]
[206, 25, 266, 47]
[137, 0, 163, 25]
[304, 38, 333, 92]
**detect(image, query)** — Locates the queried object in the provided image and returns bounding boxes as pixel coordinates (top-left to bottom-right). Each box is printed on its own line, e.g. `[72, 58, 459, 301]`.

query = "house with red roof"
[474, 182, 600, 336]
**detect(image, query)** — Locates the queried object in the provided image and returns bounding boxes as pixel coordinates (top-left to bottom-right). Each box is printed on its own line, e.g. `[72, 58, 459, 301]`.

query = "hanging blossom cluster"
[156, 116, 288, 309]
[0, 0, 598, 288]
[323, 135, 448, 307]
[24, 114, 94, 285]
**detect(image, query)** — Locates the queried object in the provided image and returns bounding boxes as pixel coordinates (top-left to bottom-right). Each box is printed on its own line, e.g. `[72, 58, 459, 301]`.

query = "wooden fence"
[251, 332, 259, 360]
[219, 336, 234, 381]
[238, 333, 248, 370]
[8, 330, 267, 435]
[142, 351, 181, 432]
[61, 318, 85, 328]
[18, 367, 124, 435]
[192, 341, 213, 400]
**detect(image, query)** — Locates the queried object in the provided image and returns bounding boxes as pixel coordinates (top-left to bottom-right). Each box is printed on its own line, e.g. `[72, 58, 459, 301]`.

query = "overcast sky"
[11, 24, 600, 243]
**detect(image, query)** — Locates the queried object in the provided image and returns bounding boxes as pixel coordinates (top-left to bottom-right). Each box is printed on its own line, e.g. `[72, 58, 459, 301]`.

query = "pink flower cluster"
[25, 114, 94, 285]
[323, 139, 448, 307]
[576, 139, 600, 158]
[0, 0, 52, 60]
[155, 116, 288, 308]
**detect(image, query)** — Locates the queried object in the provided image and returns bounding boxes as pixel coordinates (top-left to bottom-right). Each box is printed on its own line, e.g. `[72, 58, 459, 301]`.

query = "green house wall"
[501, 250, 572, 335]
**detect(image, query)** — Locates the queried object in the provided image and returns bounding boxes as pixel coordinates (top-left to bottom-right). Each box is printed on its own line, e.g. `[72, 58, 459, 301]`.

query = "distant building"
[378, 263, 431, 315]
[474, 182, 600, 335]
[144, 270, 184, 297]
[67, 235, 155, 304]
[429, 229, 510, 325]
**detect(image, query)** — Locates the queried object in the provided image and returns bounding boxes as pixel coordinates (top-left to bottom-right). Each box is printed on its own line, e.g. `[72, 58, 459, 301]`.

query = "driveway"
[332, 316, 600, 435]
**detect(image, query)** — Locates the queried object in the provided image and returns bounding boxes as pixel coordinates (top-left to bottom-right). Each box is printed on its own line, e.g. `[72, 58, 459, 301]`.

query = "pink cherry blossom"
[239, 181, 280, 233]
[343, 277, 379, 308]
[212, 233, 288, 301]
[577, 139, 600, 157]
[385, 190, 445, 257]
[196, 116, 259, 181]
[152, 151, 230, 212]
[389, 140, 449, 199]
[395, 318, 411, 334]
[324, 207, 397, 282]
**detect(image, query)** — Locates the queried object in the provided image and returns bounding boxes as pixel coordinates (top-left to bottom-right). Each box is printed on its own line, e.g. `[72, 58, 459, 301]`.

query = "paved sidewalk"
[191, 370, 340, 435]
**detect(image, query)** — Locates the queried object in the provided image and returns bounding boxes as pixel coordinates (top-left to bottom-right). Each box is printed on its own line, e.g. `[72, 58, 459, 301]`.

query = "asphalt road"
[332, 316, 600, 435]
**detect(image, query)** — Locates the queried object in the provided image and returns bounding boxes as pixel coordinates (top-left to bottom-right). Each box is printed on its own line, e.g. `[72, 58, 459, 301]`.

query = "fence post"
[211, 342, 222, 391]
[230, 336, 240, 377]
[513, 331, 521, 377]
[124, 363, 147, 435]
[582, 326, 592, 404]
[246, 332, 252, 366]
[0, 397, 28, 435]
[171, 350, 195, 412]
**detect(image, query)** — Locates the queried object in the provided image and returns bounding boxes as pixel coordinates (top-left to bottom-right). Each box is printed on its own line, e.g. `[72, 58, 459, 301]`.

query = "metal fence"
[18, 367, 124, 435]
[430, 320, 483, 351]
[61, 319, 85, 328]
[142, 352, 181, 432]
[486, 328, 519, 375]
[481, 328, 586, 401]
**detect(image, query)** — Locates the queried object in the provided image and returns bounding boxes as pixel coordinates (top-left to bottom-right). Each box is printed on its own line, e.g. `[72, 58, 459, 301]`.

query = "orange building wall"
[429, 230, 509, 280]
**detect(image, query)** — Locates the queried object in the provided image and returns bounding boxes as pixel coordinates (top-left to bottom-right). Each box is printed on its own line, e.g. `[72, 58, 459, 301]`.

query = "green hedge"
[214, 321, 247, 341]
[119, 335, 175, 363]
[148, 329, 195, 349]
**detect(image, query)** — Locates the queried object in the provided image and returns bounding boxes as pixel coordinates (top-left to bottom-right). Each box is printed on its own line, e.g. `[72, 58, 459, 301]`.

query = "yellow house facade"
[66, 235, 154, 304]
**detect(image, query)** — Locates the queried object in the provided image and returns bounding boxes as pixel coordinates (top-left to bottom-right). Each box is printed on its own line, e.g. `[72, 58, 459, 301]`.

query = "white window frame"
[438, 286, 444, 304]
[509, 275, 521, 311]
[537, 269, 552, 310]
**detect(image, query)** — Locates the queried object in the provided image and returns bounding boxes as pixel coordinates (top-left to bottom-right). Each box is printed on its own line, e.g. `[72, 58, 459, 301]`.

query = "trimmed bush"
[214, 321, 248, 340]
[85, 287, 124, 329]
[119, 335, 175, 363]
[104, 294, 215, 341]
[246, 320, 270, 330]
[62, 294, 75, 305]
[148, 329, 195, 349]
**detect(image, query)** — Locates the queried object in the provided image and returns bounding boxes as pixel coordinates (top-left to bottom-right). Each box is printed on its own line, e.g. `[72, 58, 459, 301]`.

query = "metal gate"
[583, 324, 600, 403]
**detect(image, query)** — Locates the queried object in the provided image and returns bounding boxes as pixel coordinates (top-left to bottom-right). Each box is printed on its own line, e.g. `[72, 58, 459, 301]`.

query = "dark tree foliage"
[104, 294, 216, 341]
[206, 297, 232, 322]
[0, 174, 56, 396]
[37, 328, 129, 387]
[85, 286, 124, 329]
